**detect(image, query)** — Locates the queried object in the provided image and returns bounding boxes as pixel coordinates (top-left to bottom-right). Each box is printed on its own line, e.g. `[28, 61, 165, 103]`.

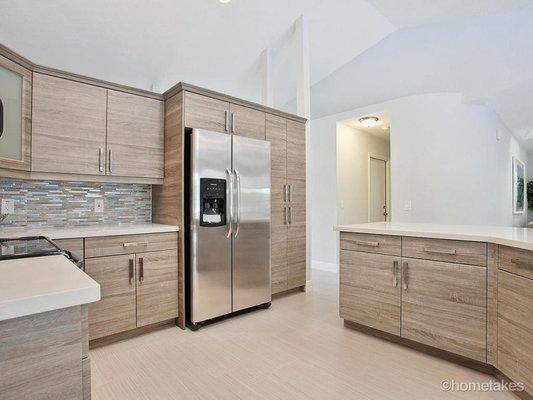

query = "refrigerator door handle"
[226, 168, 233, 238]
[234, 169, 241, 237]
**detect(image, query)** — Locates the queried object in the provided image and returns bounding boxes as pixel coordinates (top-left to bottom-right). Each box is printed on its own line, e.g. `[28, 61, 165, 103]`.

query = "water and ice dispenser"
[200, 178, 226, 227]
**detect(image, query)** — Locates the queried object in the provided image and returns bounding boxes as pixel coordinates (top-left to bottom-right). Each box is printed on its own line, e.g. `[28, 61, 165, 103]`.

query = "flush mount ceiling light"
[358, 116, 379, 128]
[219, 0, 231, 3]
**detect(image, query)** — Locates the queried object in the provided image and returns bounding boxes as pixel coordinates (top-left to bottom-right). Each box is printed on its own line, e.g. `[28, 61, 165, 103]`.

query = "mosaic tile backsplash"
[0, 179, 152, 228]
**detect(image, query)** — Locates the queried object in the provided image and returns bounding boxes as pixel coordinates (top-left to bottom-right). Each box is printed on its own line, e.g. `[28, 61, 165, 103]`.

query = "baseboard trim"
[312, 260, 338, 273]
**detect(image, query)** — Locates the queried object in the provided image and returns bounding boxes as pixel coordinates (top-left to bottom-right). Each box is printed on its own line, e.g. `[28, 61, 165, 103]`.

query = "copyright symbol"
[441, 380, 451, 392]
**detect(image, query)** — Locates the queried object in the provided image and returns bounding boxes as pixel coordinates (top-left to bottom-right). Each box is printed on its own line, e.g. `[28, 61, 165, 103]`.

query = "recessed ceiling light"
[381, 126, 389, 131]
[358, 116, 379, 128]
[219, 0, 231, 3]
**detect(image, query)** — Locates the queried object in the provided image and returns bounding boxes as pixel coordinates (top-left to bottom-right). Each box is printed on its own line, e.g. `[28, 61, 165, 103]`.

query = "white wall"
[310, 92, 529, 270]
[336, 123, 390, 225]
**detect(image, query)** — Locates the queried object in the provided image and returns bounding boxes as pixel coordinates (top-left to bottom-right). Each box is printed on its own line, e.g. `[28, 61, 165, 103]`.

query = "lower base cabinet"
[339, 242, 487, 362]
[85, 249, 178, 340]
[498, 270, 533, 393]
[401, 258, 487, 362]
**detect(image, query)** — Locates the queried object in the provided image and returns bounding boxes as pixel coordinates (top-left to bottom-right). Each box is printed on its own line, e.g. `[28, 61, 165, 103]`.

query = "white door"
[369, 157, 387, 222]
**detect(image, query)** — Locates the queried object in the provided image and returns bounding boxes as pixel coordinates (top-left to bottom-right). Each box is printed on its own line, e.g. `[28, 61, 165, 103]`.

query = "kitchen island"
[0, 254, 100, 400]
[335, 222, 533, 399]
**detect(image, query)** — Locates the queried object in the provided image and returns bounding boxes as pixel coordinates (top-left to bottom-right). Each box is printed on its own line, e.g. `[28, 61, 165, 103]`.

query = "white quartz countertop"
[0, 223, 180, 240]
[0, 255, 100, 322]
[334, 222, 533, 251]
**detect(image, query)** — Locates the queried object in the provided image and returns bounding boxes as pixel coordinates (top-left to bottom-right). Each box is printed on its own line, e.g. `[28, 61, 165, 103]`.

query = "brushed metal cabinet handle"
[289, 184, 293, 202]
[129, 258, 134, 285]
[393, 260, 398, 287]
[224, 110, 229, 132]
[284, 205, 288, 225]
[123, 241, 148, 248]
[231, 112, 235, 133]
[355, 240, 379, 247]
[424, 247, 457, 255]
[98, 148, 104, 173]
[139, 257, 144, 283]
[510, 258, 533, 269]
[283, 184, 288, 202]
[402, 262, 409, 290]
[288, 206, 292, 225]
[108, 148, 113, 173]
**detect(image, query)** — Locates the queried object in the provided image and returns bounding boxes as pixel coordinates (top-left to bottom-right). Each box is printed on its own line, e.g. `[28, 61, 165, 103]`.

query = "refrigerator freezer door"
[232, 135, 272, 312]
[190, 129, 232, 323]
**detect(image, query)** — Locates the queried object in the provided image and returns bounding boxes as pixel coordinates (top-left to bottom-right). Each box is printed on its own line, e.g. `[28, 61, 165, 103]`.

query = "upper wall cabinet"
[32, 73, 108, 175]
[184, 92, 229, 132]
[106, 90, 164, 179]
[229, 104, 265, 140]
[31, 74, 164, 182]
[183, 91, 266, 140]
[0, 55, 32, 171]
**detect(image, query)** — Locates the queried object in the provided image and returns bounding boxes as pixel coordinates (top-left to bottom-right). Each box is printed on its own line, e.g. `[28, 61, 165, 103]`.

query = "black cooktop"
[0, 236, 77, 262]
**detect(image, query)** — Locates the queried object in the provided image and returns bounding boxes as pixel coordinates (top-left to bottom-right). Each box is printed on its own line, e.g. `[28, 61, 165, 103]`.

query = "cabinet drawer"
[499, 245, 533, 280]
[340, 232, 401, 256]
[85, 232, 177, 258]
[402, 237, 486, 266]
[498, 270, 533, 393]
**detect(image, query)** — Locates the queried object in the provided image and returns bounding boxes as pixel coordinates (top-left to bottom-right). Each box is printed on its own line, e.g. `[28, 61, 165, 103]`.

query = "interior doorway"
[336, 112, 391, 225]
[368, 155, 388, 222]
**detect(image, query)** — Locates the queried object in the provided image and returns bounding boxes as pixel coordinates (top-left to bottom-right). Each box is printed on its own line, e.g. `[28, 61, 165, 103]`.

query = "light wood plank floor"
[91, 270, 514, 400]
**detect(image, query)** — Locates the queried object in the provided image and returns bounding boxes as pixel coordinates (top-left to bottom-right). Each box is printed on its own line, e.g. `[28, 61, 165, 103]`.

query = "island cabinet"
[497, 246, 533, 394]
[83, 232, 179, 341]
[339, 233, 488, 363]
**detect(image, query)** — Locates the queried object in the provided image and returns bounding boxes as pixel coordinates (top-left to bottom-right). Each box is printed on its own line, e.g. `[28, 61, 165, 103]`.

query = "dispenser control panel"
[200, 178, 226, 227]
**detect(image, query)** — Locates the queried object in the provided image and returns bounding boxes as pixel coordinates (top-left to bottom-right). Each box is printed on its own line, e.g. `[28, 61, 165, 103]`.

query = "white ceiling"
[0, 0, 394, 104]
[342, 113, 390, 142]
[366, 0, 533, 28]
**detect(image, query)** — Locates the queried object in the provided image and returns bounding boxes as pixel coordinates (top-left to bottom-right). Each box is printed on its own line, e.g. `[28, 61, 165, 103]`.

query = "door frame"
[367, 153, 390, 223]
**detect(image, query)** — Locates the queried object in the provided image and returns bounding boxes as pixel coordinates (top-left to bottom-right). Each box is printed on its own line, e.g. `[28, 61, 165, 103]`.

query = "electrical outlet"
[404, 200, 412, 211]
[94, 198, 104, 213]
[1, 199, 15, 214]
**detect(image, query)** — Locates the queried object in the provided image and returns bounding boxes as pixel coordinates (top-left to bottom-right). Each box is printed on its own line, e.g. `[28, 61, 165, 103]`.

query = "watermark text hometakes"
[441, 379, 524, 392]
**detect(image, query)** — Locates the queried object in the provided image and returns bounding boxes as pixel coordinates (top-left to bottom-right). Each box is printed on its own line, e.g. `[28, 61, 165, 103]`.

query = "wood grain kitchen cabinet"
[498, 270, 533, 393]
[287, 224, 306, 289]
[401, 258, 487, 362]
[32, 73, 107, 175]
[84, 254, 137, 340]
[340, 250, 401, 335]
[230, 103, 265, 140]
[136, 250, 179, 327]
[106, 90, 164, 179]
[184, 91, 229, 132]
[286, 119, 305, 181]
[54, 238, 84, 263]
[266, 114, 288, 293]
[0, 306, 84, 400]
[0, 54, 32, 172]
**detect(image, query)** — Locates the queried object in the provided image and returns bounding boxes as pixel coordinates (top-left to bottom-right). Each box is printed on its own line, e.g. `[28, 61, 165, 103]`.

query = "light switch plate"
[1, 199, 15, 214]
[404, 200, 412, 211]
[94, 198, 104, 213]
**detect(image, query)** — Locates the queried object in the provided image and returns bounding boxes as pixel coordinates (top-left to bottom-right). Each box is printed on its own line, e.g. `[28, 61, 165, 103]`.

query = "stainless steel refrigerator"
[187, 128, 271, 329]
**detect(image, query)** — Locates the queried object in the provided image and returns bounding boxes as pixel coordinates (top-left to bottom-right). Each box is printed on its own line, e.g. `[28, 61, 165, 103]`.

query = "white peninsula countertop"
[0, 255, 100, 322]
[334, 222, 533, 251]
[0, 222, 180, 240]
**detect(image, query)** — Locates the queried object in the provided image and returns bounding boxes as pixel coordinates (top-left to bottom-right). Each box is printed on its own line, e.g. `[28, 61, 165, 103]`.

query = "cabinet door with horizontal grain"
[84, 255, 136, 340]
[287, 224, 306, 290]
[401, 258, 487, 362]
[32, 73, 107, 175]
[230, 104, 265, 140]
[106, 90, 164, 179]
[498, 270, 533, 393]
[136, 250, 179, 327]
[340, 250, 401, 335]
[266, 114, 288, 294]
[184, 92, 229, 132]
[286, 119, 305, 181]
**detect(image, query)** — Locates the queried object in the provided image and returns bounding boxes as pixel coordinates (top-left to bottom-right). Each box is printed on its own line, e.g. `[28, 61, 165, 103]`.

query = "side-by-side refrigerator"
[187, 128, 271, 329]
